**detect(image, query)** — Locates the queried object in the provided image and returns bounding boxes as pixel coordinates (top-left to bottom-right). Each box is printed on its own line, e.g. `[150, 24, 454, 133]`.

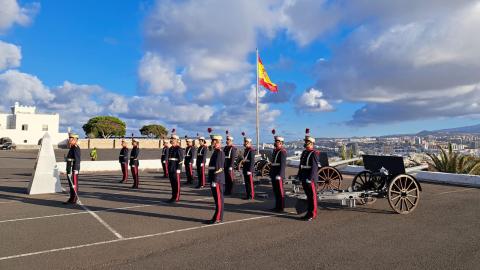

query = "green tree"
[139, 124, 168, 138]
[340, 145, 347, 160]
[82, 116, 126, 138]
[427, 143, 480, 175]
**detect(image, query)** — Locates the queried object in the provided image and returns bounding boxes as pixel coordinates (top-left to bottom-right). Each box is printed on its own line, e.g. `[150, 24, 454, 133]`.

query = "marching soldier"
[167, 132, 184, 202]
[297, 128, 319, 221]
[205, 133, 225, 224]
[241, 133, 255, 200]
[196, 135, 208, 188]
[161, 139, 169, 178]
[270, 129, 287, 212]
[184, 137, 197, 184]
[119, 139, 129, 183]
[223, 130, 237, 195]
[63, 133, 81, 204]
[130, 139, 140, 189]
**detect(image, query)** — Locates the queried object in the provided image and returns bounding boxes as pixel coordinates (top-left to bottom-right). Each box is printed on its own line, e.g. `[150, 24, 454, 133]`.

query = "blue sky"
[1, 0, 479, 140]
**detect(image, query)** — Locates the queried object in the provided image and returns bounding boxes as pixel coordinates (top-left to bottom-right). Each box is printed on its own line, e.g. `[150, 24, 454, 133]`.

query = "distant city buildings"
[0, 102, 68, 147]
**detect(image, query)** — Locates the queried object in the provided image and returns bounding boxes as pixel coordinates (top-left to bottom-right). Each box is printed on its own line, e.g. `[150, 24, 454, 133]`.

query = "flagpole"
[255, 48, 260, 155]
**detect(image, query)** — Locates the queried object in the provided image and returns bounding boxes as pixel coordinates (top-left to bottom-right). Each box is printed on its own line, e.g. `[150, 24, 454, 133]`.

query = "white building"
[0, 102, 69, 147]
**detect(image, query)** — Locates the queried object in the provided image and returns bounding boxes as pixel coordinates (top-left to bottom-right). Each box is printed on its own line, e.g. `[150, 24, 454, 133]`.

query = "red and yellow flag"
[258, 55, 278, 93]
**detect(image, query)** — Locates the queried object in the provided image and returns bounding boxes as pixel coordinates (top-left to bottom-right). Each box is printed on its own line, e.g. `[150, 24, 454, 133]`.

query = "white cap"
[198, 136, 206, 141]
[274, 136, 284, 142]
[244, 137, 252, 143]
[305, 136, 315, 143]
[210, 134, 223, 140]
[226, 136, 234, 141]
[170, 134, 179, 140]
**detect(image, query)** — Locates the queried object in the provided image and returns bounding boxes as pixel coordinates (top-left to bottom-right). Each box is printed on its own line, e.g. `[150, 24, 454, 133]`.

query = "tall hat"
[68, 133, 79, 139]
[170, 128, 179, 140]
[132, 138, 139, 143]
[208, 127, 222, 140]
[242, 131, 252, 143]
[304, 128, 315, 143]
[197, 132, 205, 141]
[272, 129, 284, 142]
[226, 130, 233, 141]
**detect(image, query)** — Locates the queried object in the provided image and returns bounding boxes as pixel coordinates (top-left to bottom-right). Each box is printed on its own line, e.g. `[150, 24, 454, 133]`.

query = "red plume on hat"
[207, 127, 213, 134]
[184, 135, 188, 138]
[226, 130, 229, 135]
[241, 131, 245, 136]
[196, 133, 199, 137]
[305, 128, 310, 135]
[171, 128, 176, 134]
[271, 129, 276, 135]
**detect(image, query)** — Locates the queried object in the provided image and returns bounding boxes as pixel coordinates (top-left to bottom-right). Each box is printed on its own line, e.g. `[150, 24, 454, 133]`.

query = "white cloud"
[0, 70, 53, 109]
[296, 88, 333, 112]
[138, 52, 186, 95]
[0, 0, 39, 33]
[0, 40, 21, 70]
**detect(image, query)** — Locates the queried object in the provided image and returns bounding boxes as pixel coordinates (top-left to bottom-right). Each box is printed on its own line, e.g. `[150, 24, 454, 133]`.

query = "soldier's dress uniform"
[161, 144, 169, 178]
[196, 141, 208, 188]
[119, 145, 129, 183]
[297, 140, 319, 220]
[65, 140, 81, 204]
[270, 139, 287, 211]
[167, 142, 184, 202]
[130, 143, 140, 188]
[184, 142, 197, 184]
[223, 142, 237, 195]
[207, 135, 225, 224]
[242, 143, 255, 199]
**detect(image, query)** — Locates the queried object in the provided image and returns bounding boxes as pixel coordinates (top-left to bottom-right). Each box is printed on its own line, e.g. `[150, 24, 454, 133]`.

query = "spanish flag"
[258, 55, 278, 93]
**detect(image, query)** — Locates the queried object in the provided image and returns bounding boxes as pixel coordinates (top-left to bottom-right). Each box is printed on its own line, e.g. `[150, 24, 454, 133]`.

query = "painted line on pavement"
[0, 211, 294, 261]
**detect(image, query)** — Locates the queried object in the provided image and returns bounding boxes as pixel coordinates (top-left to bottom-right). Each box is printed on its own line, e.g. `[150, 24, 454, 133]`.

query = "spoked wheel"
[261, 162, 271, 177]
[255, 160, 267, 176]
[317, 166, 343, 191]
[388, 174, 420, 214]
[351, 171, 379, 205]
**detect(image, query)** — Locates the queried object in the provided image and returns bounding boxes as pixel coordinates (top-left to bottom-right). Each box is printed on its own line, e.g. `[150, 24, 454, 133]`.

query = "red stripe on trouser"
[176, 173, 181, 201]
[311, 181, 317, 217]
[278, 177, 284, 209]
[201, 167, 205, 186]
[215, 185, 222, 221]
[165, 161, 169, 176]
[189, 164, 193, 179]
[250, 174, 254, 198]
[74, 173, 78, 193]
[123, 163, 128, 181]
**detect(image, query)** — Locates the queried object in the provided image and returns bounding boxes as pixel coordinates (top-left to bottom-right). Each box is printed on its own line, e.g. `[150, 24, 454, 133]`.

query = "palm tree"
[427, 143, 480, 175]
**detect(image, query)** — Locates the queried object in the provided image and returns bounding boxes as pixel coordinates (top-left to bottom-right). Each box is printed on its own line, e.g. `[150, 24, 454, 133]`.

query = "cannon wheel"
[261, 162, 271, 177]
[351, 171, 378, 205]
[317, 166, 342, 191]
[388, 174, 420, 214]
[255, 160, 268, 176]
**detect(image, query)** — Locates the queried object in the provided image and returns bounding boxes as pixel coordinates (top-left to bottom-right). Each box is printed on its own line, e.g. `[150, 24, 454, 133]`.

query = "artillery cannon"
[286, 155, 422, 215]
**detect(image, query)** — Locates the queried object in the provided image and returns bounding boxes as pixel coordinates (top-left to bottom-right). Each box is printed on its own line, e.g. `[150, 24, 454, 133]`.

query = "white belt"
[168, 158, 178, 161]
[300, 165, 312, 169]
[66, 158, 75, 161]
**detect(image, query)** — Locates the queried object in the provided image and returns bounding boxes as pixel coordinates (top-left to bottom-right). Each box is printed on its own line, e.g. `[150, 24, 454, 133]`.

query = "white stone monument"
[28, 133, 62, 194]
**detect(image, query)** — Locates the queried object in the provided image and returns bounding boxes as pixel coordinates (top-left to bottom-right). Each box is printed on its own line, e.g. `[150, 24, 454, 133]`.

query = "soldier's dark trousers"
[169, 172, 181, 201]
[301, 181, 318, 218]
[243, 173, 255, 199]
[121, 162, 128, 182]
[211, 183, 224, 221]
[196, 165, 206, 187]
[185, 163, 194, 184]
[271, 176, 285, 210]
[130, 165, 139, 188]
[224, 168, 234, 195]
[67, 172, 79, 202]
[162, 160, 168, 178]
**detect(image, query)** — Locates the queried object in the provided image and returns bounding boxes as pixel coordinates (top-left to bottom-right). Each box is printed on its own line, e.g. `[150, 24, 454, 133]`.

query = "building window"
[42, 125, 48, 131]
[22, 124, 28, 131]
[24, 140, 27, 143]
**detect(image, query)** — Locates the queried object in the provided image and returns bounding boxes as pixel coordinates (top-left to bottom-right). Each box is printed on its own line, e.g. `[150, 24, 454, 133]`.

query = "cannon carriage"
[286, 155, 422, 215]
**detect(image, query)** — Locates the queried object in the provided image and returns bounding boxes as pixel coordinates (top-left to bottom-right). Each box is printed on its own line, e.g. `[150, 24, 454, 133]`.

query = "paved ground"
[0, 150, 479, 269]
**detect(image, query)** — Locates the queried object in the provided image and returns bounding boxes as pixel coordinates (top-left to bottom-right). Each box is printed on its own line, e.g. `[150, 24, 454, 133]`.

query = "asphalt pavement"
[0, 150, 479, 269]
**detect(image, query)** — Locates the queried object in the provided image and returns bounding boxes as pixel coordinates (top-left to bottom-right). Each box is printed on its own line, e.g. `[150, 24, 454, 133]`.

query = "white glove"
[306, 179, 311, 184]
[73, 170, 79, 174]
[229, 167, 233, 171]
[176, 170, 181, 174]
[162, 161, 166, 163]
[211, 182, 217, 187]
[200, 163, 204, 167]
[275, 176, 281, 181]
[247, 171, 252, 175]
